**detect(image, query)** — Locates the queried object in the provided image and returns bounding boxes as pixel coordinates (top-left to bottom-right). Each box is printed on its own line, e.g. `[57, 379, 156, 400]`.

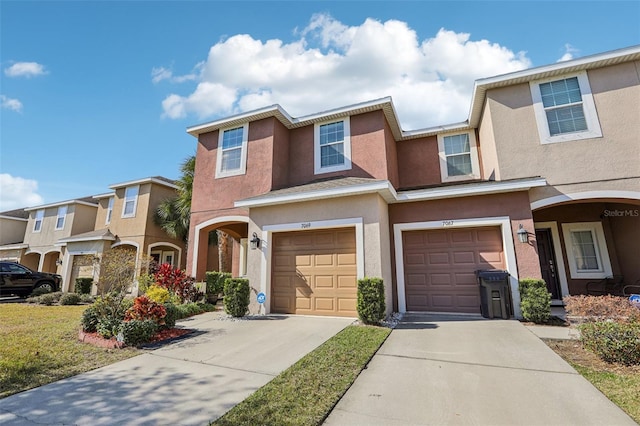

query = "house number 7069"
[301, 223, 311, 229]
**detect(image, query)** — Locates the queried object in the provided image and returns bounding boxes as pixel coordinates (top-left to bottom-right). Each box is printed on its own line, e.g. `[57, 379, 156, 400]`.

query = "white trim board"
[393, 216, 522, 319]
[531, 190, 640, 210]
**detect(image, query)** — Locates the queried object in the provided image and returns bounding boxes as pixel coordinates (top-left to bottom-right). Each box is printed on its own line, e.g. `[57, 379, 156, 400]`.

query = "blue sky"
[1, 1, 639, 210]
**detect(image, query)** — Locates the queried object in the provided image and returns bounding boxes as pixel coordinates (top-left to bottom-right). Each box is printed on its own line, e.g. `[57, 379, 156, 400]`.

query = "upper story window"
[106, 196, 114, 224]
[55, 206, 67, 230]
[216, 124, 248, 178]
[122, 185, 139, 218]
[314, 117, 352, 175]
[437, 131, 480, 182]
[33, 209, 44, 232]
[530, 72, 602, 144]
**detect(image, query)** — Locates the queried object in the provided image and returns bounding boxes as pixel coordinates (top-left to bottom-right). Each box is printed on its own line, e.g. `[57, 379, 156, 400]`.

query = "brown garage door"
[403, 226, 505, 313]
[271, 228, 357, 317]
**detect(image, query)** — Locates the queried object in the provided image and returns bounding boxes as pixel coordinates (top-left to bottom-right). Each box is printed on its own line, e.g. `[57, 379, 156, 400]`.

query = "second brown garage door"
[271, 228, 357, 317]
[403, 226, 505, 313]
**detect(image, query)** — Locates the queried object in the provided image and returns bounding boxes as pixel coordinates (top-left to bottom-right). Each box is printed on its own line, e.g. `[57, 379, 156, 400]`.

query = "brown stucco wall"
[271, 118, 290, 189]
[389, 191, 541, 310]
[533, 201, 640, 294]
[396, 135, 441, 189]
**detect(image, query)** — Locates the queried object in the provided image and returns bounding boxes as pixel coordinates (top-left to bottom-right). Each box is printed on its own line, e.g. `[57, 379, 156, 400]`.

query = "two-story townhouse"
[0, 208, 30, 261]
[57, 177, 187, 292]
[186, 45, 639, 319]
[0, 198, 99, 276]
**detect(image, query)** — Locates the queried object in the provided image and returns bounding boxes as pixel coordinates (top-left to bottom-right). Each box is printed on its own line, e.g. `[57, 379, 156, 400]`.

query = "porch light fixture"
[55, 259, 63, 266]
[250, 232, 261, 250]
[517, 224, 529, 244]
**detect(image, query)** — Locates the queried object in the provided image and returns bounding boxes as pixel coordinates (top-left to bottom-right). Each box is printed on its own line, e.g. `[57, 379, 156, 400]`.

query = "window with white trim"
[314, 118, 352, 174]
[106, 196, 114, 224]
[55, 206, 67, 230]
[561, 222, 612, 279]
[530, 72, 602, 144]
[437, 131, 480, 182]
[122, 185, 139, 218]
[215, 124, 248, 178]
[33, 209, 44, 232]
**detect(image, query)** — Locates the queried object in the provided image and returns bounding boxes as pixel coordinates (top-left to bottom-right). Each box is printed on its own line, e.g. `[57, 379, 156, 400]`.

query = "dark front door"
[535, 228, 561, 300]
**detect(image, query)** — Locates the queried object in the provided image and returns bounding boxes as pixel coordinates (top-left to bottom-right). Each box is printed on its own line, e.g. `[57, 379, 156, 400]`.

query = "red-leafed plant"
[124, 295, 167, 326]
[153, 263, 202, 303]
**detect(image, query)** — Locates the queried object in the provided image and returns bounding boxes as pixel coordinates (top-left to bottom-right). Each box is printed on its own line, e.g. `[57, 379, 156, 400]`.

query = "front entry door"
[535, 228, 561, 300]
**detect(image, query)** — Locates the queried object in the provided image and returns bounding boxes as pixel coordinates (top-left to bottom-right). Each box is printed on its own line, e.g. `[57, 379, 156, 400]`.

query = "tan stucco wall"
[25, 204, 96, 252]
[529, 177, 640, 205]
[0, 248, 25, 261]
[484, 62, 640, 186]
[478, 104, 500, 181]
[94, 197, 112, 229]
[246, 193, 393, 315]
[70, 204, 98, 235]
[0, 218, 27, 245]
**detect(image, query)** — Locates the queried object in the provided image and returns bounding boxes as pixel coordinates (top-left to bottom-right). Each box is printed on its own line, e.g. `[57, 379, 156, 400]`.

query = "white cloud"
[0, 174, 44, 211]
[151, 65, 200, 84]
[557, 43, 579, 62]
[4, 62, 47, 78]
[1, 95, 23, 113]
[160, 14, 532, 129]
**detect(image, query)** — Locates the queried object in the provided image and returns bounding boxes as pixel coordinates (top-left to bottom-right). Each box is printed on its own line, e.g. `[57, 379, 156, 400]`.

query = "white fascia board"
[293, 97, 393, 126]
[0, 243, 28, 250]
[400, 121, 472, 140]
[396, 178, 547, 203]
[57, 235, 116, 244]
[235, 181, 397, 208]
[93, 192, 115, 199]
[187, 105, 292, 136]
[109, 177, 178, 190]
[24, 200, 98, 211]
[0, 215, 28, 222]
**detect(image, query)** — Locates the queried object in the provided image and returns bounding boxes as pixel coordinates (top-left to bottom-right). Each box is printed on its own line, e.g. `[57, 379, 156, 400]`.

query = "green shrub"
[223, 278, 250, 318]
[146, 285, 170, 304]
[80, 294, 95, 304]
[81, 305, 100, 332]
[38, 293, 57, 306]
[75, 278, 93, 294]
[206, 271, 230, 303]
[119, 320, 158, 346]
[97, 318, 123, 339]
[579, 321, 640, 365]
[136, 273, 156, 295]
[177, 302, 204, 318]
[60, 293, 82, 305]
[519, 279, 551, 324]
[163, 302, 179, 328]
[357, 277, 386, 325]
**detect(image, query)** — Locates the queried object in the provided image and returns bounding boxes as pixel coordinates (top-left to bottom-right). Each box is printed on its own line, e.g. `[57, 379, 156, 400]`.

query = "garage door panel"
[403, 226, 505, 314]
[271, 229, 357, 317]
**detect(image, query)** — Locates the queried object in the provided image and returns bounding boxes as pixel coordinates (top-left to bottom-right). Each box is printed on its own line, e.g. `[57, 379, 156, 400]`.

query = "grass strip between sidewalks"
[0, 304, 140, 398]
[213, 324, 391, 426]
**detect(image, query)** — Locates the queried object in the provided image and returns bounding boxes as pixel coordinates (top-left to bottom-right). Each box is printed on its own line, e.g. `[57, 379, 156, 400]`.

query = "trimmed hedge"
[75, 278, 93, 294]
[519, 278, 551, 323]
[579, 320, 640, 365]
[357, 277, 386, 325]
[224, 278, 250, 318]
[119, 320, 158, 346]
[205, 271, 231, 303]
[59, 293, 82, 305]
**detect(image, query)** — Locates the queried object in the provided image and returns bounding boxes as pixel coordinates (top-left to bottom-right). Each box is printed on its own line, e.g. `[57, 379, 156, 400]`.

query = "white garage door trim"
[394, 216, 522, 318]
[261, 217, 364, 314]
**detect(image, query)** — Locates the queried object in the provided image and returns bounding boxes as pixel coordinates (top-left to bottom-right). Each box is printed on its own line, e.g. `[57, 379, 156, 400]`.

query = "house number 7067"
[442, 220, 454, 226]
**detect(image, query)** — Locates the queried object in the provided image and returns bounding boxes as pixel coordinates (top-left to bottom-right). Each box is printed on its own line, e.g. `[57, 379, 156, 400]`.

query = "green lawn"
[0, 304, 140, 398]
[213, 324, 391, 426]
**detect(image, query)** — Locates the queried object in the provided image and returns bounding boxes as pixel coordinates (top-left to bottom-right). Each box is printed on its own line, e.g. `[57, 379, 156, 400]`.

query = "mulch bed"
[79, 327, 192, 349]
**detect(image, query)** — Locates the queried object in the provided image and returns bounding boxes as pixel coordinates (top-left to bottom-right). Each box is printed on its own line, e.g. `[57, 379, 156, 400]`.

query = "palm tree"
[155, 155, 231, 272]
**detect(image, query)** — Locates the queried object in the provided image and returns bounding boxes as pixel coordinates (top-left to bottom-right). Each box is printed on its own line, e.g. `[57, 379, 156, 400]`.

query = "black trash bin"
[476, 270, 513, 319]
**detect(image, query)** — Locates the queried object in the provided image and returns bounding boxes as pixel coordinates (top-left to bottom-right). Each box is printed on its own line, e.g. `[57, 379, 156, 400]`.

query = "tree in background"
[155, 155, 232, 272]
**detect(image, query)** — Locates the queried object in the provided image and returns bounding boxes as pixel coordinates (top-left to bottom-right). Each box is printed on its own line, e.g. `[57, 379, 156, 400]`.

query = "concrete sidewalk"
[0, 312, 353, 425]
[324, 313, 636, 426]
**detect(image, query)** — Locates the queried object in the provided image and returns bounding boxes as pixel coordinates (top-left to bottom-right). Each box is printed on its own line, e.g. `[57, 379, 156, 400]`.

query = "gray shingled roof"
[57, 228, 116, 243]
[0, 208, 29, 219]
[240, 177, 385, 202]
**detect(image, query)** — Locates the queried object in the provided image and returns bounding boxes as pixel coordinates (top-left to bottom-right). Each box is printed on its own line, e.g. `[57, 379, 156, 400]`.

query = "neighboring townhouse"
[57, 177, 187, 292]
[185, 45, 639, 319]
[0, 208, 30, 261]
[0, 198, 98, 275]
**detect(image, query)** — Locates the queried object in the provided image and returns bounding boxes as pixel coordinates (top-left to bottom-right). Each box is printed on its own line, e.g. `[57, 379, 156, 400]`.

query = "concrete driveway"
[0, 311, 353, 425]
[324, 313, 637, 426]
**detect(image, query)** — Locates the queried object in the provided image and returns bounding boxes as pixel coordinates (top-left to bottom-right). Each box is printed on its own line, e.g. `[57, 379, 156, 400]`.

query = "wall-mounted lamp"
[516, 224, 529, 244]
[55, 259, 63, 266]
[250, 232, 261, 250]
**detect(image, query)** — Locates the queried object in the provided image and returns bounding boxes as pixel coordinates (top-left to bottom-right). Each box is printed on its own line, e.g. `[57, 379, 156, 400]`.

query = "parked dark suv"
[0, 261, 62, 297]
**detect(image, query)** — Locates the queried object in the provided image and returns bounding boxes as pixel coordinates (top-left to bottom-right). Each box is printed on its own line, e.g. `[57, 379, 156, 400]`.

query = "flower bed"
[79, 327, 192, 349]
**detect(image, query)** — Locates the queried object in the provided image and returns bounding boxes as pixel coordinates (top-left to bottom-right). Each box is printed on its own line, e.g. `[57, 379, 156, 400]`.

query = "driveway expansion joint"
[148, 352, 276, 377]
[378, 352, 579, 375]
